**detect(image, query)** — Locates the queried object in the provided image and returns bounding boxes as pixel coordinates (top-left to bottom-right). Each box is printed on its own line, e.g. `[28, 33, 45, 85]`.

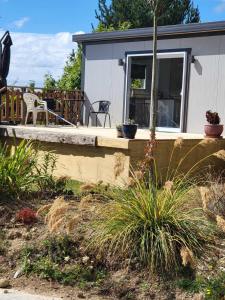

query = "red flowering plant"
[16, 208, 37, 225]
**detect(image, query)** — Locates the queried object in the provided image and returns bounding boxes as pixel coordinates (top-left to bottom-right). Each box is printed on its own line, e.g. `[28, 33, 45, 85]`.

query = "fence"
[0, 86, 84, 125]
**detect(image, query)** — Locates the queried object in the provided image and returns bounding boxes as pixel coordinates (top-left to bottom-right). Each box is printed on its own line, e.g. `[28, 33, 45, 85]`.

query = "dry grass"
[199, 178, 225, 220]
[45, 197, 69, 233]
[180, 246, 196, 269]
[216, 215, 225, 233]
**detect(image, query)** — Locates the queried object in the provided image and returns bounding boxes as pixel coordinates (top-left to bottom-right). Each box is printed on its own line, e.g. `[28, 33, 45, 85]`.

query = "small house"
[73, 21, 225, 133]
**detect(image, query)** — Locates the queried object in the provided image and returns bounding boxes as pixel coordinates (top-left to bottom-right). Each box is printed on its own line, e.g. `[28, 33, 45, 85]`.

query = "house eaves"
[73, 21, 225, 44]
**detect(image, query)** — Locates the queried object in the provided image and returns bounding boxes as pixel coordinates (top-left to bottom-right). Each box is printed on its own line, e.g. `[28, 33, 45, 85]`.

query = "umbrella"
[0, 31, 13, 106]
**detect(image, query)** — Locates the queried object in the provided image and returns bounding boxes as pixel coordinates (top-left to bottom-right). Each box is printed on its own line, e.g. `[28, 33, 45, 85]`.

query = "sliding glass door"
[124, 52, 187, 132]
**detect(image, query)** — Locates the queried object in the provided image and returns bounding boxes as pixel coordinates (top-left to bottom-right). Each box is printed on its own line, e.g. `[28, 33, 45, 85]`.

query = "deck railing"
[0, 86, 84, 125]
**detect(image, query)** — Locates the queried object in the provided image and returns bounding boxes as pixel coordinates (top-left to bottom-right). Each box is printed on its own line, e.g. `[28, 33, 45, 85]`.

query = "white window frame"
[124, 51, 188, 133]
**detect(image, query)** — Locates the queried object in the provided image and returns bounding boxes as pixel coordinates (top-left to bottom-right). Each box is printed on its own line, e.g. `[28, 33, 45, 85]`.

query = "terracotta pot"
[204, 124, 224, 138]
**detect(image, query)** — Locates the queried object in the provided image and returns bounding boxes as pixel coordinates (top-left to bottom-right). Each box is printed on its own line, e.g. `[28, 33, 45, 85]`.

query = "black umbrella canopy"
[0, 32, 13, 89]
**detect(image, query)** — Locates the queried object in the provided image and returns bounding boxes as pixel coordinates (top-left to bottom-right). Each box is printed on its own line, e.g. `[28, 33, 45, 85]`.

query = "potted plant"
[122, 119, 138, 139]
[116, 124, 123, 138]
[204, 110, 224, 138]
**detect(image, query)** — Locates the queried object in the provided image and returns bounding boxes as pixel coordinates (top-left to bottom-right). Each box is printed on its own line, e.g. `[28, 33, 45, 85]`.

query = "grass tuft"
[91, 176, 215, 273]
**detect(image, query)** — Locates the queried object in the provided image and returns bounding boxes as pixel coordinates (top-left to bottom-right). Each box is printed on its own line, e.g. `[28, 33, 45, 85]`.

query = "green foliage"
[21, 236, 106, 287]
[0, 140, 60, 199]
[94, 20, 131, 32]
[177, 273, 225, 299]
[43, 73, 57, 91]
[91, 174, 215, 273]
[65, 179, 82, 195]
[0, 140, 37, 198]
[34, 151, 59, 195]
[28, 80, 35, 92]
[42, 236, 76, 263]
[95, 0, 200, 29]
[57, 47, 82, 91]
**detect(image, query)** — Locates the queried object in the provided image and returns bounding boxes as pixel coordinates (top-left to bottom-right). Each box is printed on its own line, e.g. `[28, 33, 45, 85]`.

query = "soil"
[0, 191, 224, 300]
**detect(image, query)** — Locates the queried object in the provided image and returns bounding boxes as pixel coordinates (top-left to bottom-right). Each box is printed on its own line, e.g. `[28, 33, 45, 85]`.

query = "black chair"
[87, 100, 111, 128]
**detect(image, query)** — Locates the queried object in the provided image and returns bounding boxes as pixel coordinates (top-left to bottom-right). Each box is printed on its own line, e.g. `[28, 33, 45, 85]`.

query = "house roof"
[73, 21, 225, 44]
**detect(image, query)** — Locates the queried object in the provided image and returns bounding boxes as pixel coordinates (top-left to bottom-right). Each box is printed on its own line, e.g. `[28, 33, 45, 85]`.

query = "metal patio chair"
[23, 93, 48, 126]
[87, 100, 111, 128]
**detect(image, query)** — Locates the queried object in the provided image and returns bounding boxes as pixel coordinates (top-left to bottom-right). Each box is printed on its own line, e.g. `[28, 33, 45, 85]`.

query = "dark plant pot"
[116, 128, 123, 138]
[122, 124, 138, 139]
[204, 124, 224, 138]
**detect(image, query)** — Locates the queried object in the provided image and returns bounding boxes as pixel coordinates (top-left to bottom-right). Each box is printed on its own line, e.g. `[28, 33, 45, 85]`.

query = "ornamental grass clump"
[91, 175, 215, 273]
[91, 136, 225, 273]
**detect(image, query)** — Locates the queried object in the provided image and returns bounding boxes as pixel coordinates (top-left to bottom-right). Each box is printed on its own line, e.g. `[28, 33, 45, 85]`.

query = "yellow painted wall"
[3, 137, 225, 185]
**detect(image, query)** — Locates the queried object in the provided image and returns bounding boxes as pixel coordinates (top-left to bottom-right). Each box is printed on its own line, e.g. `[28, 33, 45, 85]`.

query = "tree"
[146, 0, 175, 182]
[95, 0, 200, 29]
[57, 47, 82, 91]
[51, 22, 131, 92]
[28, 80, 35, 92]
[43, 73, 57, 91]
[94, 20, 131, 32]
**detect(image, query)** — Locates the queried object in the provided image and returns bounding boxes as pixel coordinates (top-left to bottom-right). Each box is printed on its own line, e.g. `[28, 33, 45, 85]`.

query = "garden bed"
[0, 182, 225, 300]
[0, 139, 225, 299]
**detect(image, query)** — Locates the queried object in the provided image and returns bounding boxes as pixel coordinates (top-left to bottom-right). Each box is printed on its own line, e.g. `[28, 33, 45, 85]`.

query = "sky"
[0, 0, 225, 87]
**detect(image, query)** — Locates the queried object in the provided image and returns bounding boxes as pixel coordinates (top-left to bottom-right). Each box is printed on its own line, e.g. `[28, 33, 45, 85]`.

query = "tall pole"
[150, 11, 158, 143]
[148, 4, 158, 184]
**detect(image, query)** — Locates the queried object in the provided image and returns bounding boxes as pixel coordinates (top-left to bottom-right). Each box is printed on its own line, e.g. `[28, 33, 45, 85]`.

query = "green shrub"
[0, 140, 37, 198]
[0, 140, 63, 199]
[91, 175, 215, 273]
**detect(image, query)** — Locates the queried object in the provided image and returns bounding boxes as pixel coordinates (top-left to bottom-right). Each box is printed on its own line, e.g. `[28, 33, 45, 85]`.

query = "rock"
[13, 267, 24, 279]
[0, 278, 10, 288]
[82, 256, 90, 264]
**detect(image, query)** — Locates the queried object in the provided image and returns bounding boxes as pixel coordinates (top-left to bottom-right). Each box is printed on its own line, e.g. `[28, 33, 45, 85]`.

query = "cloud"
[13, 17, 30, 29]
[4, 31, 83, 87]
[215, 0, 225, 13]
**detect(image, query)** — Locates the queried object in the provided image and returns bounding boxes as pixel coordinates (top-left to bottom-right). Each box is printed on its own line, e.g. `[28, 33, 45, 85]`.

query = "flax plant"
[0, 140, 37, 198]
[0, 140, 59, 199]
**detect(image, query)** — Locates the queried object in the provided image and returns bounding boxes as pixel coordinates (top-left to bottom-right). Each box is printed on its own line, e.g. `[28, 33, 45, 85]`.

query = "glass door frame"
[124, 50, 188, 133]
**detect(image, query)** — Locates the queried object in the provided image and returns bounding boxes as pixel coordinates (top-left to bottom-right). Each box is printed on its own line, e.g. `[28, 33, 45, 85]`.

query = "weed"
[42, 235, 76, 263]
[20, 236, 107, 287]
[177, 272, 225, 299]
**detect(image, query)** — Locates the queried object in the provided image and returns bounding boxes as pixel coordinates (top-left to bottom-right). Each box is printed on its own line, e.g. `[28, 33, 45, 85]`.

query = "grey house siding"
[83, 35, 225, 133]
